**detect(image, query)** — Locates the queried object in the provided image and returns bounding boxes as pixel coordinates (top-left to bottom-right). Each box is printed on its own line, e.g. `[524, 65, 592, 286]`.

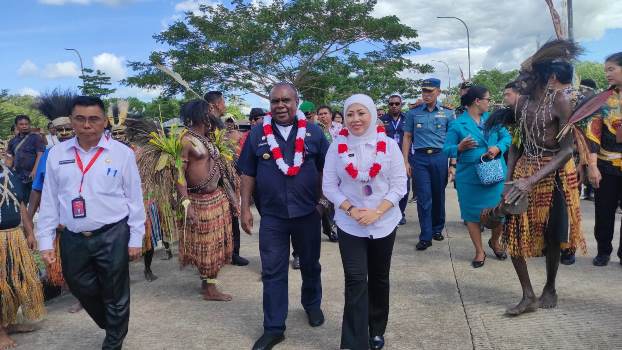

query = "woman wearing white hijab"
[323, 94, 407, 350]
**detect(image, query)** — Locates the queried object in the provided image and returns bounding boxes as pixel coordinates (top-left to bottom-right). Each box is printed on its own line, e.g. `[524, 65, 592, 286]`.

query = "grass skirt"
[179, 189, 232, 278]
[0, 227, 45, 327]
[46, 231, 64, 286]
[504, 156, 586, 258]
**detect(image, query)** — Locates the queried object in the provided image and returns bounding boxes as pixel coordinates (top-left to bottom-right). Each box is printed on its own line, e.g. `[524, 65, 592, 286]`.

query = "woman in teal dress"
[443, 86, 511, 268]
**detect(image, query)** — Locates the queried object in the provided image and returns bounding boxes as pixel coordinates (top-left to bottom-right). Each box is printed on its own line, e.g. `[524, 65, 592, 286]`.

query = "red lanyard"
[75, 147, 104, 194]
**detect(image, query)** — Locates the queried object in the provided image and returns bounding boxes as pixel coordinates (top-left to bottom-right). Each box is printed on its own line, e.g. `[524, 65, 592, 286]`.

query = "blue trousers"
[411, 152, 448, 241]
[259, 211, 322, 334]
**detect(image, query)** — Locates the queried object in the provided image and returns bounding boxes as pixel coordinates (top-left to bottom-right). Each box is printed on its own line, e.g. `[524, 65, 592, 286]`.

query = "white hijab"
[343, 94, 378, 147]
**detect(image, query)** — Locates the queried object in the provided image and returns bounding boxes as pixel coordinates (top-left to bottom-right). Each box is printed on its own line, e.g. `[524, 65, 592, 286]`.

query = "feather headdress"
[108, 100, 129, 130]
[520, 39, 583, 72]
[35, 89, 76, 127]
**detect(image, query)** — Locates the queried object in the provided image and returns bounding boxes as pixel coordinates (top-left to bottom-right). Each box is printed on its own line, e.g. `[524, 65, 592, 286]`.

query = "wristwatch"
[345, 205, 355, 216]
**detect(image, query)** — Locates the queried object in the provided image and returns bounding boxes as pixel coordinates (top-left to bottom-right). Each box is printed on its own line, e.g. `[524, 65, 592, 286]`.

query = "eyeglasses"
[388, 102, 402, 106]
[71, 116, 105, 125]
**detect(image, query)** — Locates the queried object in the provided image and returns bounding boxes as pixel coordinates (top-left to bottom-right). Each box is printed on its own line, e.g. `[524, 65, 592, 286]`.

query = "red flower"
[369, 163, 382, 178]
[339, 128, 349, 137]
[263, 124, 273, 135]
[377, 125, 385, 133]
[345, 163, 358, 179]
[287, 166, 300, 176]
[297, 119, 307, 128]
[272, 147, 283, 159]
[376, 141, 386, 153]
[338, 143, 348, 153]
[294, 138, 305, 152]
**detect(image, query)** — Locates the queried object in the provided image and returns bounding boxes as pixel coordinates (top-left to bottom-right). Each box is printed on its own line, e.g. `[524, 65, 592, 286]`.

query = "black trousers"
[594, 172, 622, 257]
[232, 215, 241, 256]
[61, 218, 131, 350]
[338, 228, 396, 350]
[398, 176, 411, 216]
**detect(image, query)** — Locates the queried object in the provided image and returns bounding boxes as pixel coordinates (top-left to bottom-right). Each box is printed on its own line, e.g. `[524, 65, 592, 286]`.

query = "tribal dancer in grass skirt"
[481, 40, 587, 316]
[176, 99, 238, 301]
[0, 163, 45, 349]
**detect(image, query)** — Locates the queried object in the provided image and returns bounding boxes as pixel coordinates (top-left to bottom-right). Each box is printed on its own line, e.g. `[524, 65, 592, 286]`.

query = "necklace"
[262, 114, 307, 176]
[336, 126, 387, 182]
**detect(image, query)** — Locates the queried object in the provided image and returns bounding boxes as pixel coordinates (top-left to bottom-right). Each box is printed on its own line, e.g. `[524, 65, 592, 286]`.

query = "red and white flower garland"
[337, 125, 387, 182]
[263, 113, 307, 176]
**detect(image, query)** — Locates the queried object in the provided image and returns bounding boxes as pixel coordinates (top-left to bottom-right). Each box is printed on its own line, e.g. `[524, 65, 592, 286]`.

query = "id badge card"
[72, 197, 87, 219]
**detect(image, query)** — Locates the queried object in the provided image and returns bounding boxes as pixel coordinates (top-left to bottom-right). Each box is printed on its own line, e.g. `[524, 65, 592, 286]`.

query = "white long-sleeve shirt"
[322, 137, 407, 239]
[36, 135, 145, 250]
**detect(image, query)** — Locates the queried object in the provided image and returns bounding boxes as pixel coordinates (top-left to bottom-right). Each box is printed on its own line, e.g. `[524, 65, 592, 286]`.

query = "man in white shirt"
[36, 96, 145, 350]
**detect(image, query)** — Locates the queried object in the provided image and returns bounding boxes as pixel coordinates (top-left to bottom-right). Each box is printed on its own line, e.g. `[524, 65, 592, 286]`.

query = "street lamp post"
[437, 16, 471, 80]
[432, 60, 451, 91]
[65, 48, 85, 77]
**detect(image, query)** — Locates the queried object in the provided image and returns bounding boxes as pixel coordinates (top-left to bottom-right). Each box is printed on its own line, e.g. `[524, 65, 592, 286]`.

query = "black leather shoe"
[399, 217, 406, 225]
[560, 249, 575, 265]
[369, 335, 385, 349]
[593, 255, 610, 266]
[252, 333, 285, 350]
[471, 254, 486, 268]
[432, 233, 444, 241]
[416, 240, 432, 251]
[291, 256, 300, 270]
[232, 254, 249, 266]
[306, 308, 325, 327]
[488, 239, 507, 260]
[328, 231, 338, 242]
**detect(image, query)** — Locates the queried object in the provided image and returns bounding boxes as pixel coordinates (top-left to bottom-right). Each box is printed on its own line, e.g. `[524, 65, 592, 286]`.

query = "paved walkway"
[14, 189, 622, 349]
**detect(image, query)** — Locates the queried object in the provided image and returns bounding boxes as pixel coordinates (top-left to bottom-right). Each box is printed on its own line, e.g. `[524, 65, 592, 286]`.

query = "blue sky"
[1, 0, 619, 110]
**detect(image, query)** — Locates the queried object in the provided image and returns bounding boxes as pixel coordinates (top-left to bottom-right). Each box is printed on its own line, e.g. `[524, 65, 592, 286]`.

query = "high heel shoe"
[472, 254, 486, 268]
[488, 239, 507, 260]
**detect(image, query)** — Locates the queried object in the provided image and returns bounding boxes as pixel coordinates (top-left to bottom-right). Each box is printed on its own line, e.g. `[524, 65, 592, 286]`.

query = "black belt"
[67, 217, 128, 238]
[415, 147, 441, 155]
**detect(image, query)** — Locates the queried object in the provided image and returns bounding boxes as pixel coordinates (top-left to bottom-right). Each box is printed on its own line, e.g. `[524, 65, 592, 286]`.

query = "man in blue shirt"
[239, 83, 329, 350]
[401, 78, 456, 250]
[380, 94, 409, 224]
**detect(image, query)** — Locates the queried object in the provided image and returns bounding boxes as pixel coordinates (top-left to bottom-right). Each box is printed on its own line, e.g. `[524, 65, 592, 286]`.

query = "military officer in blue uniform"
[239, 83, 329, 350]
[380, 94, 409, 225]
[401, 78, 456, 251]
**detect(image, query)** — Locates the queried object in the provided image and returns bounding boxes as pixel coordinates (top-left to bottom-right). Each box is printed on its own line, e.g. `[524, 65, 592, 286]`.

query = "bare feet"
[0, 327, 16, 349]
[144, 269, 158, 282]
[539, 287, 558, 309]
[506, 295, 538, 316]
[68, 301, 83, 313]
[202, 284, 232, 302]
[6, 324, 38, 334]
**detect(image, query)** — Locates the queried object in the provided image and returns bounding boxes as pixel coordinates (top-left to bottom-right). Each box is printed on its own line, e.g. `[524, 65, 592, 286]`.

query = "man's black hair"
[204, 91, 223, 105]
[71, 95, 105, 114]
[14, 114, 31, 124]
[180, 99, 224, 129]
[388, 94, 402, 102]
[317, 105, 332, 114]
[580, 79, 597, 90]
[504, 81, 519, 90]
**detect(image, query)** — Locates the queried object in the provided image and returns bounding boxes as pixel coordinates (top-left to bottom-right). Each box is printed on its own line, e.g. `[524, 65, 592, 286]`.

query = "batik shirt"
[586, 88, 622, 176]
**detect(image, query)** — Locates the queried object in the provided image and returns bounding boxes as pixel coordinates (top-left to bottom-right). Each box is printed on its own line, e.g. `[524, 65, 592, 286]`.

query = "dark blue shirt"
[238, 121, 329, 219]
[8, 132, 45, 181]
[380, 113, 407, 150]
[404, 102, 455, 149]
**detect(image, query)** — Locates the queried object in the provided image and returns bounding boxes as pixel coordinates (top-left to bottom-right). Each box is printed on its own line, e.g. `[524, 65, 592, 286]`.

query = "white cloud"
[39, 0, 131, 5]
[42, 61, 80, 79]
[93, 53, 127, 80]
[112, 86, 163, 101]
[17, 60, 39, 77]
[374, 0, 622, 84]
[174, 0, 215, 15]
[18, 87, 41, 97]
